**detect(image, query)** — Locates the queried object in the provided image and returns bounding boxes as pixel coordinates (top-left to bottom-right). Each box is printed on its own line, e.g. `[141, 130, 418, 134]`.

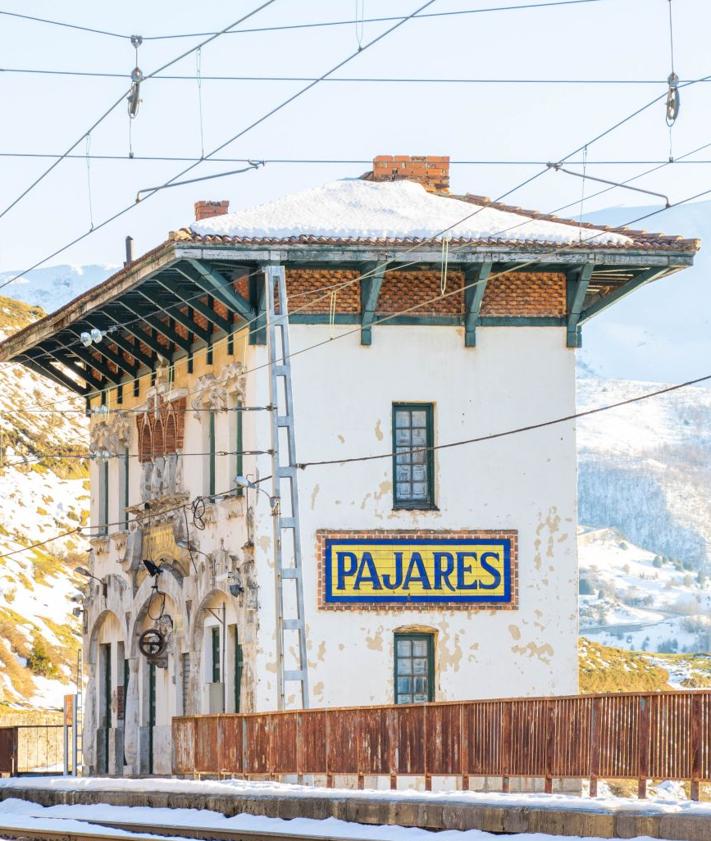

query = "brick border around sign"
[316, 529, 518, 612]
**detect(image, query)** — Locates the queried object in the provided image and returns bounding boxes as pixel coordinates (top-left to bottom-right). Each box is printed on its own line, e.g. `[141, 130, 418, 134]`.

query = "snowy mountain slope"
[0, 297, 88, 709]
[577, 370, 711, 574]
[578, 526, 710, 653]
[0, 265, 115, 315]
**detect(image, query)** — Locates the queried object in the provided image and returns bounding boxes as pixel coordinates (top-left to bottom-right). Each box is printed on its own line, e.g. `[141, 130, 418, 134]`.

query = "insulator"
[127, 68, 144, 119]
[90, 328, 103, 344]
[666, 72, 680, 127]
[80, 331, 92, 347]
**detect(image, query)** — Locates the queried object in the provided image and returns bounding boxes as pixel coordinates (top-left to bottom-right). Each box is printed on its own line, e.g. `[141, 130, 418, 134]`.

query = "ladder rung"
[281, 568, 300, 579]
[284, 670, 306, 682]
[277, 415, 292, 427]
[279, 517, 296, 529]
[273, 365, 289, 377]
[283, 619, 304, 630]
[277, 466, 296, 479]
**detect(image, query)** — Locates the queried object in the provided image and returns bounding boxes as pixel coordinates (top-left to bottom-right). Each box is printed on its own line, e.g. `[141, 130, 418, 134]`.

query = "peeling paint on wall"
[374, 419, 384, 441]
[310, 484, 320, 511]
[512, 641, 555, 663]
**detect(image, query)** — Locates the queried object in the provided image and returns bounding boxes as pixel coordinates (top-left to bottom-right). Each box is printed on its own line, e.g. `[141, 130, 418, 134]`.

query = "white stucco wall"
[84, 321, 579, 768]
[250, 324, 579, 709]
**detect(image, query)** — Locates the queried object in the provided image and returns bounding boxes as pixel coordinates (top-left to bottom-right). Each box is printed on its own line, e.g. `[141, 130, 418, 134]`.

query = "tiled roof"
[180, 179, 699, 253]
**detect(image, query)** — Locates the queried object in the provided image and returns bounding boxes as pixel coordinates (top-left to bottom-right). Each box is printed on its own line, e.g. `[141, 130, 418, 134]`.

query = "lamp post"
[75, 566, 107, 599]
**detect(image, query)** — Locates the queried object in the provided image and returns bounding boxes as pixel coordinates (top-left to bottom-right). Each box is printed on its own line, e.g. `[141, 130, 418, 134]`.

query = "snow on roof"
[189, 178, 633, 246]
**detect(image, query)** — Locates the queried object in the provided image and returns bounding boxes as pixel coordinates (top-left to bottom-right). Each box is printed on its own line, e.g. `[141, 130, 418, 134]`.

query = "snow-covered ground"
[578, 525, 711, 654]
[0, 797, 680, 841]
[0, 297, 87, 709]
[0, 777, 708, 816]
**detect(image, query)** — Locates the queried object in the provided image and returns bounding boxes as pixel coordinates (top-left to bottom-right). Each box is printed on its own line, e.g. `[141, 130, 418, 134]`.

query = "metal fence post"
[460, 703, 470, 791]
[690, 694, 701, 802]
[72, 694, 79, 776]
[589, 696, 600, 797]
[637, 696, 649, 799]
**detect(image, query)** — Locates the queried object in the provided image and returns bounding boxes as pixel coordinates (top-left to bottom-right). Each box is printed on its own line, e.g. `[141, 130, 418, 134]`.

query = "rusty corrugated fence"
[173, 691, 711, 798]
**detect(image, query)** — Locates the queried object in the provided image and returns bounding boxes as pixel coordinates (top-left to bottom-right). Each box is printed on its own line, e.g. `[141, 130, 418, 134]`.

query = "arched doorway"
[86, 610, 126, 776]
[190, 590, 242, 716]
[128, 569, 185, 775]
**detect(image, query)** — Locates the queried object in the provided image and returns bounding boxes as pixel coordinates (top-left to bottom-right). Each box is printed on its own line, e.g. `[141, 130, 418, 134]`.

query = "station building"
[0, 155, 696, 776]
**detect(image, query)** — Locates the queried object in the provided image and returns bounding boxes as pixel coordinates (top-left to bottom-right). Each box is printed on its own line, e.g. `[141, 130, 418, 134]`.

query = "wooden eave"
[0, 238, 696, 394]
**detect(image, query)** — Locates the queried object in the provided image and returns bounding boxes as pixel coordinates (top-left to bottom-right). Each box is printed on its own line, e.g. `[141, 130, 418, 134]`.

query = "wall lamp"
[235, 475, 279, 513]
[175, 538, 211, 559]
[75, 566, 107, 598]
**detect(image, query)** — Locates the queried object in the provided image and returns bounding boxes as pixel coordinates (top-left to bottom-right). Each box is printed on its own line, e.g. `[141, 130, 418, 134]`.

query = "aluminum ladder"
[265, 264, 310, 710]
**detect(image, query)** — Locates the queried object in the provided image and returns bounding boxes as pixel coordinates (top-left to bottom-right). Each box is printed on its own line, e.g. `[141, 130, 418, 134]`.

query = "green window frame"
[392, 403, 435, 509]
[98, 460, 109, 536]
[235, 399, 243, 496]
[118, 446, 130, 529]
[394, 632, 434, 705]
[207, 411, 216, 499]
[211, 626, 221, 683]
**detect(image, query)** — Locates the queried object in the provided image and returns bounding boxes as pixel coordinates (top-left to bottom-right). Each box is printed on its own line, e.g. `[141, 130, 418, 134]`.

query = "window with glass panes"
[392, 404, 434, 508]
[394, 633, 434, 704]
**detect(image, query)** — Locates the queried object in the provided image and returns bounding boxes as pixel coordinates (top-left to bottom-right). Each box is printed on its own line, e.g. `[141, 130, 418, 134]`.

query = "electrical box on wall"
[207, 682, 224, 714]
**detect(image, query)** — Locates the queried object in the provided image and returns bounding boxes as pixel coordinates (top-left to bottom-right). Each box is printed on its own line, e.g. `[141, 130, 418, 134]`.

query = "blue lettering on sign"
[324, 537, 514, 605]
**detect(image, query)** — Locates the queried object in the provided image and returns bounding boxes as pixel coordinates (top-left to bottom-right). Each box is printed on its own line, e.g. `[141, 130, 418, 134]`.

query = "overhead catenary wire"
[0, 1, 615, 43]
[6, 68, 703, 84]
[0, 0, 439, 297]
[9, 60, 711, 410]
[0, 481, 242, 560]
[2, 43, 710, 304]
[3, 369, 711, 557]
[19, 121, 711, 410]
[0, 0, 279, 223]
[6, 152, 711, 165]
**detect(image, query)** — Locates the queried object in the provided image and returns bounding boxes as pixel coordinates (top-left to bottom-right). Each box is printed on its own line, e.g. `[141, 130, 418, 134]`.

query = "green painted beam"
[249, 270, 267, 345]
[59, 343, 124, 385]
[105, 304, 174, 360]
[156, 274, 233, 333]
[118, 297, 193, 353]
[360, 262, 387, 346]
[79, 313, 156, 370]
[287, 313, 565, 327]
[579, 267, 669, 324]
[20, 354, 88, 395]
[463, 262, 493, 347]
[136, 287, 212, 344]
[38, 346, 104, 387]
[185, 259, 253, 322]
[566, 263, 594, 348]
[67, 329, 139, 378]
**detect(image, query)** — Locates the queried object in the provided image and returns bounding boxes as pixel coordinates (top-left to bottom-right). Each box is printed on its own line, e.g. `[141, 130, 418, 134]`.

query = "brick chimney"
[371, 155, 450, 193]
[194, 200, 230, 221]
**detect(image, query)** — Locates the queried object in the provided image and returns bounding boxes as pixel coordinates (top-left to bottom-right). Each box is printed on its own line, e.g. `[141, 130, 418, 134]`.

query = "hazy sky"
[1, 0, 710, 385]
[1, 0, 709, 272]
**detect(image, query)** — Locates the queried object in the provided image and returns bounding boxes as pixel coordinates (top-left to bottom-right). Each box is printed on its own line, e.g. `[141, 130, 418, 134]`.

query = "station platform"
[0, 776, 709, 840]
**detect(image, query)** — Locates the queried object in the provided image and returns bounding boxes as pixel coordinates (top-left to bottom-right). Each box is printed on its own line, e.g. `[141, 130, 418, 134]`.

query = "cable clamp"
[666, 71, 680, 127]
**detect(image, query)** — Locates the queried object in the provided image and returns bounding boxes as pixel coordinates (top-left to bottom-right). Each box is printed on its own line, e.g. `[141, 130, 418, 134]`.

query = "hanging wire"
[355, 0, 365, 50]
[665, 0, 680, 139]
[329, 290, 337, 337]
[578, 144, 588, 241]
[196, 48, 206, 158]
[84, 135, 94, 230]
[440, 234, 450, 294]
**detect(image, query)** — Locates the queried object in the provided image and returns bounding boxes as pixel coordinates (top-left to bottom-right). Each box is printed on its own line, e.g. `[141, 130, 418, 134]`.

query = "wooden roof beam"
[463, 262, 493, 347]
[566, 263, 594, 348]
